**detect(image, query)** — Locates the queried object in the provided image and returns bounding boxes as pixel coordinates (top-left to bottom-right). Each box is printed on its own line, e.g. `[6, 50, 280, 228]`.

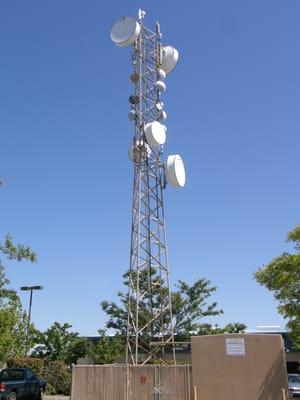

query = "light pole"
[20, 285, 43, 356]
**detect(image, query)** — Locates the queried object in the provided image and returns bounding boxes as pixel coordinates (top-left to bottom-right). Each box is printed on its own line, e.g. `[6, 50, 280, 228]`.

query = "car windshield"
[289, 375, 300, 384]
[0, 370, 24, 381]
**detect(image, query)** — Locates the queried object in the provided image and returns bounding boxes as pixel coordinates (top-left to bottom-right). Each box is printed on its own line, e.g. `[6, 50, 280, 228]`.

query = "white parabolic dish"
[156, 80, 166, 92]
[161, 46, 179, 75]
[110, 17, 141, 47]
[144, 121, 166, 146]
[166, 155, 186, 188]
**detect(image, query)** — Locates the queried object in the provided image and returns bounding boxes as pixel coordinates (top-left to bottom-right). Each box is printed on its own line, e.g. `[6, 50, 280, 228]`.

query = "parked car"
[0, 368, 46, 400]
[288, 373, 300, 398]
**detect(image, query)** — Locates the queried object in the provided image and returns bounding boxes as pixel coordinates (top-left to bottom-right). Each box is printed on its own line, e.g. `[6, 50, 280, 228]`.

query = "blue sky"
[0, 0, 299, 336]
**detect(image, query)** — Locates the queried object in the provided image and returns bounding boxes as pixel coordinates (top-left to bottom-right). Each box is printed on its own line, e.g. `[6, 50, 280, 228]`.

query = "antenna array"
[111, 10, 185, 365]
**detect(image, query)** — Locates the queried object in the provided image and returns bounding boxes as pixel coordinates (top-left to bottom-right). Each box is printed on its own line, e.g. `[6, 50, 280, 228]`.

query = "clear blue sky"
[1, 0, 299, 336]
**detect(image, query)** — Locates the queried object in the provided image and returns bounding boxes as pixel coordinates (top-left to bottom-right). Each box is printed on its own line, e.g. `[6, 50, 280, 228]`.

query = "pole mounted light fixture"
[20, 286, 43, 291]
[20, 285, 43, 356]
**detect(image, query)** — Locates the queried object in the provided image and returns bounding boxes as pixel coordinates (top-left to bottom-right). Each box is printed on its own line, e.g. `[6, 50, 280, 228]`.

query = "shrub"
[43, 360, 71, 395]
[5, 357, 71, 395]
[6, 357, 44, 376]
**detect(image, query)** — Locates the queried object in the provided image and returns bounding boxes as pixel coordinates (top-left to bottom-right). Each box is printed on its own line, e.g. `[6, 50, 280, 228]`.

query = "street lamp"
[20, 285, 43, 356]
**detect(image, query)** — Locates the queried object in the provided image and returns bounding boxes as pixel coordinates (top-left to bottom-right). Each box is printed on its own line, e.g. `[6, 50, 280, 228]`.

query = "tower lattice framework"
[126, 15, 176, 366]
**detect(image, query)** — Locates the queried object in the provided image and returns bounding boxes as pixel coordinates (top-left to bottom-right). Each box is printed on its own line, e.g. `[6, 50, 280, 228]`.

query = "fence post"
[193, 386, 197, 400]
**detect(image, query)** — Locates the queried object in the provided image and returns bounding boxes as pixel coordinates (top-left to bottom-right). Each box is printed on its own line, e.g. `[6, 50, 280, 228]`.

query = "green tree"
[0, 233, 37, 362]
[90, 329, 124, 364]
[0, 234, 36, 263]
[0, 180, 36, 266]
[0, 173, 37, 363]
[7, 357, 71, 395]
[33, 322, 89, 365]
[0, 266, 34, 361]
[254, 225, 300, 349]
[43, 360, 71, 395]
[197, 322, 246, 335]
[101, 269, 245, 345]
[172, 278, 223, 339]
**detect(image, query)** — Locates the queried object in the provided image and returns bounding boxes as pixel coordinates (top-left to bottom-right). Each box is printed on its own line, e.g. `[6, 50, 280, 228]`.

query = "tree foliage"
[0, 266, 34, 362]
[7, 356, 44, 376]
[32, 322, 89, 365]
[254, 225, 300, 349]
[197, 322, 246, 335]
[7, 357, 71, 395]
[0, 177, 38, 362]
[0, 234, 36, 263]
[89, 329, 124, 364]
[172, 279, 222, 339]
[42, 360, 71, 395]
[101, 269, 245, 346]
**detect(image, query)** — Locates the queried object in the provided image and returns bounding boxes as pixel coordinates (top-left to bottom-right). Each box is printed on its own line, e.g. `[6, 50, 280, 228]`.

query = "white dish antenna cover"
[158, 69, 166, 80]
[166, 155, 186, 188]
[156, 80, 166, 92]
[145, 121, 166, 146]
[111, 17, 141, 47]
[160, 111, 167, 121]
[161, 46, 179, 75]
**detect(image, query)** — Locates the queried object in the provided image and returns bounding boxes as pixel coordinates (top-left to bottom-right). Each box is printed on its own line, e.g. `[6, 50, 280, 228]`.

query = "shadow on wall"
[258, 352, 290, 400]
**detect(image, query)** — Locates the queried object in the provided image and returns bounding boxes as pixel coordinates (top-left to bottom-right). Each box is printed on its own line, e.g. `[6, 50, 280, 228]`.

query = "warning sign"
[226, 338, 246, 356]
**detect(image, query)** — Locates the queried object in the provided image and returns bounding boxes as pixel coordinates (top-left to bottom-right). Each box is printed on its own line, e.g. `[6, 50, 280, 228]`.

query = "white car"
[288, 374, 300, 398]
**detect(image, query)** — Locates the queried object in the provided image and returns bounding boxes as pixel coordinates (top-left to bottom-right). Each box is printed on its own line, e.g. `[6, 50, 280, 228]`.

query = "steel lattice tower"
[126, 14, 175, 366]
[111, 10, 184, 366]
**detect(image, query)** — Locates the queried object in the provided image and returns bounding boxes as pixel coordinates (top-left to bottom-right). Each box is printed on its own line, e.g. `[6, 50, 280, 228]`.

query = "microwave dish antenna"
[111, 17, 141, 47]
[144, 121, 166, 146]
[161, 46, 179, 74]
[110, 11, 186, 367]
[166, 155, 186, 188]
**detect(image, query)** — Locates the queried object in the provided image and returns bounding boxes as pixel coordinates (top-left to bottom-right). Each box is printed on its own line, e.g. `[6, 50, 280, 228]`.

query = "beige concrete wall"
[191, 334, 290, 400]
[71, 364, 191, 400]
[71, 335, 293, 400]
